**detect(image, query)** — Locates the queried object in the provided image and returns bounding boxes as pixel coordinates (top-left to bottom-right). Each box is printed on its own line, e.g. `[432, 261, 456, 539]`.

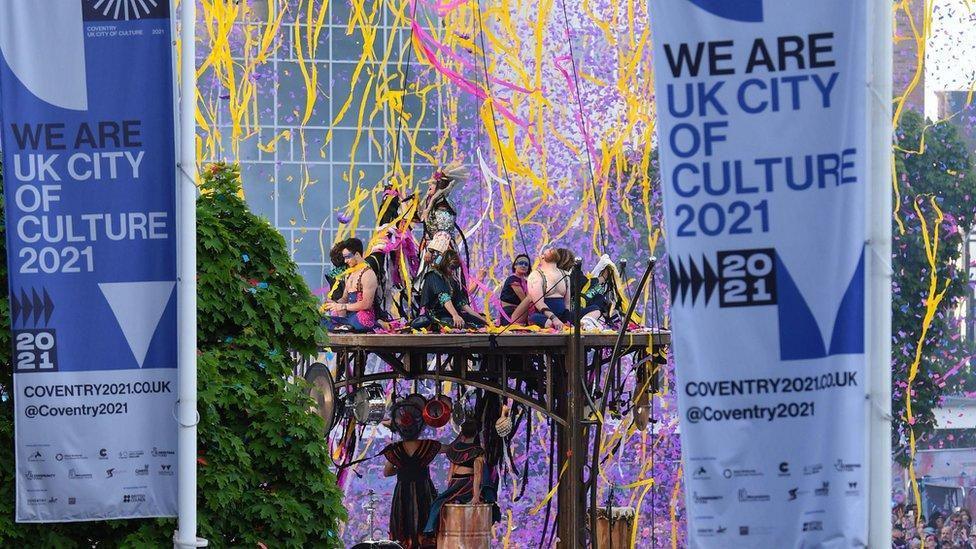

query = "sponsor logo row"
[25, 463, 174, 481]
[27, 446, 175, 462]
[697, 521, 823, 538]
[26, 493, 150, 507]
[691, 459, 862, 480]
[693, 480, 861, 506]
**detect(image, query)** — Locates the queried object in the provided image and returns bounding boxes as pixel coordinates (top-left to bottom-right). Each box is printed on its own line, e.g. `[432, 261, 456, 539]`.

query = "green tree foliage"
[0, 162, 346, 546]
[892, 111, 976, 463]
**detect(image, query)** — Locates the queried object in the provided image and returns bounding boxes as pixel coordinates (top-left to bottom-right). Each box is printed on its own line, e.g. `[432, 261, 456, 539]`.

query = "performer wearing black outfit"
[419, 249, 486, 329]
[382, 404, 442, 549]
[498, 254, 532, 325]
[423, 419, 499, 536]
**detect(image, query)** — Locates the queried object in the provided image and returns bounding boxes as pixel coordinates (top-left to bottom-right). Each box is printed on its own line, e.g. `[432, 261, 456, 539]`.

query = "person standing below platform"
[498, 254, 532, 325]
[423, 419, 498, 538]
[382, 404, 442, 549]
[323, 238, 378, 332]
[527, 247, 574, 329]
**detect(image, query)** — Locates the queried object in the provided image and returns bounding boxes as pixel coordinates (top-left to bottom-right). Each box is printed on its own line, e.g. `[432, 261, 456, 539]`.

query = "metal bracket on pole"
[173, 532, 209, 548]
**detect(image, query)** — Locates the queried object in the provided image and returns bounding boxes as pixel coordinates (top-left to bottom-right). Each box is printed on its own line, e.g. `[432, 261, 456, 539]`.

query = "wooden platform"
[325, 330, 670, 350]
[319, 329, 671, 548]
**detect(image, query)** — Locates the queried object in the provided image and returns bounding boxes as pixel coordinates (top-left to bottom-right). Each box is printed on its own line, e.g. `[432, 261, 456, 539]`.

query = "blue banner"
[0, 0, 178, 521]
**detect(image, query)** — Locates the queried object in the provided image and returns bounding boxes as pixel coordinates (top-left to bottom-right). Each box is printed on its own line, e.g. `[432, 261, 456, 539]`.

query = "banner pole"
[175, 0, 203, 546]
[868, 0, 894, 545]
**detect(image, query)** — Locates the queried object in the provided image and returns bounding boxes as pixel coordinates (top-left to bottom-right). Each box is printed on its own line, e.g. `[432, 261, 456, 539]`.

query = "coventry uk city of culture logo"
[83, 0, 169, 21]
[686, 0, 764, 23]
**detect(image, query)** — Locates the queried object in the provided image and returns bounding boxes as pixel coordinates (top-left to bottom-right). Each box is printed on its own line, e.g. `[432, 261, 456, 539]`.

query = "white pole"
[174, 0, 203, 546]
[868, 0, 893, 545]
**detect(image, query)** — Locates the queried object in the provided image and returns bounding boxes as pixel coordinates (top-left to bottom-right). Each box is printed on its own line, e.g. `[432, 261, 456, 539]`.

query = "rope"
[474, 0, 530, 256]
[556, 0, 607, 252]
[390, 0, 417, 184]
[539, 423, 557, 549]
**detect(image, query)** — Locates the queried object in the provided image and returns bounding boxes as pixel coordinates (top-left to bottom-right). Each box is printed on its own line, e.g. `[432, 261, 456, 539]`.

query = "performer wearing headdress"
[360, 181, 419, 320]
[382, 403, 442, 549]
[417, 244, 486, 329]
[579, 254, 618, 330]
[422, 419, 495, 537]
[417, 161, 467, 247]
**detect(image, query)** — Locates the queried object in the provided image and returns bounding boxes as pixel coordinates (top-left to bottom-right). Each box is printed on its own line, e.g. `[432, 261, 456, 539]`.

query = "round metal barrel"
[596, 507, 635, 548]
[438, 503, 492, 549]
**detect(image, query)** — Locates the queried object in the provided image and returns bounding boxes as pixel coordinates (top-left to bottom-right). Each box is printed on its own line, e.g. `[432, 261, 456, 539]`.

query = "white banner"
[650, 1, 869, 547]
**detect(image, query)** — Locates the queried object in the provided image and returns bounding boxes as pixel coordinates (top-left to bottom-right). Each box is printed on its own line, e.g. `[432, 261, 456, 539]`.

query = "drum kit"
[350, 490, 402, 549]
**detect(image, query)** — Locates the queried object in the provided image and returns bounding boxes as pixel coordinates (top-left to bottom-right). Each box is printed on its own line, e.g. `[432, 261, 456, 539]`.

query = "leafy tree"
[891, 110, 976, 463]
[0, 162, 346, 546]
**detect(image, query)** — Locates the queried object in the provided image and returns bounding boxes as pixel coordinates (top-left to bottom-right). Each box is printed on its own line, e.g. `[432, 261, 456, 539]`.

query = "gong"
[305, 362, 340, 434]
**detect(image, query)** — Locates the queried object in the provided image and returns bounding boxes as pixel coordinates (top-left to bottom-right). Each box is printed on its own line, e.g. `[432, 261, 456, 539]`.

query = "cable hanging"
[556, 0, 608, 252]
[389, 0, 418, 185]
[474, 0, 530, 256]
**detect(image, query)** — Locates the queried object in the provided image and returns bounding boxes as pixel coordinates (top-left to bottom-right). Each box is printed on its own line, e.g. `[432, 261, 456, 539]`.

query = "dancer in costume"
[579, 255, 619, 330]
[417, 162, 466, 247]
[322, 238, 379, 332]
[418, 247, 486, 329]
[324, 242, 347, 302]
[412, 162, 469, 308]
[498, 254, 533, 325]
[527, 247, 575, 329]
[382, 403, 442, 549]
[423, 419, 493, 537]
[367, 181, 420, 320]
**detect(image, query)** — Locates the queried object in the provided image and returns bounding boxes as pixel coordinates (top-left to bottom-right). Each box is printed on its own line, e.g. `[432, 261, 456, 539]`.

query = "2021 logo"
[84, 0, 170, 22]
[686, 0, 764, 23]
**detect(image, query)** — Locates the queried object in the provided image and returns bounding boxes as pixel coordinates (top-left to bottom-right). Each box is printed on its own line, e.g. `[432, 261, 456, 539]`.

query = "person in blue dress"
[422, 419, 500, 537]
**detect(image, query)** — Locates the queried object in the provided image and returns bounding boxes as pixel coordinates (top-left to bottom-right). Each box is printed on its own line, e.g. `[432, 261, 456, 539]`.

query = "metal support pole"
[558, 260, 586, 547]
[867, 0, 893, 545]
[173, 0, 205, 546]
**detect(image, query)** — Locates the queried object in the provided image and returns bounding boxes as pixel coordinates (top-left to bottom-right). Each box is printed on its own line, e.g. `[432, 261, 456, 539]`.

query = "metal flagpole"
[867, 0, 893, 545]
[174, 0, 204, 546]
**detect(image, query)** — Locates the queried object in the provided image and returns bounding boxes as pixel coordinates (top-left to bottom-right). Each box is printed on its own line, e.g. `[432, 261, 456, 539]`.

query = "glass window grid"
[200, 14, 444, 287]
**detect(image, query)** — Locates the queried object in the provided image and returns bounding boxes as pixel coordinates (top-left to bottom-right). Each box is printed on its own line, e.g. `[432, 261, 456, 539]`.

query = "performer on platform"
[324, 241, 347, 302]
[498, 254, 533, 325]
[322, 238, 378, 332]
[411, 163, 467, 308]
[382, 404, 443, 549]
[527, 247, 574, 329]
[417, 162, 466, 247]
[422, 419, 494, 537]
[579, 256, 617, 330]
[418, 248, 486, 329]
